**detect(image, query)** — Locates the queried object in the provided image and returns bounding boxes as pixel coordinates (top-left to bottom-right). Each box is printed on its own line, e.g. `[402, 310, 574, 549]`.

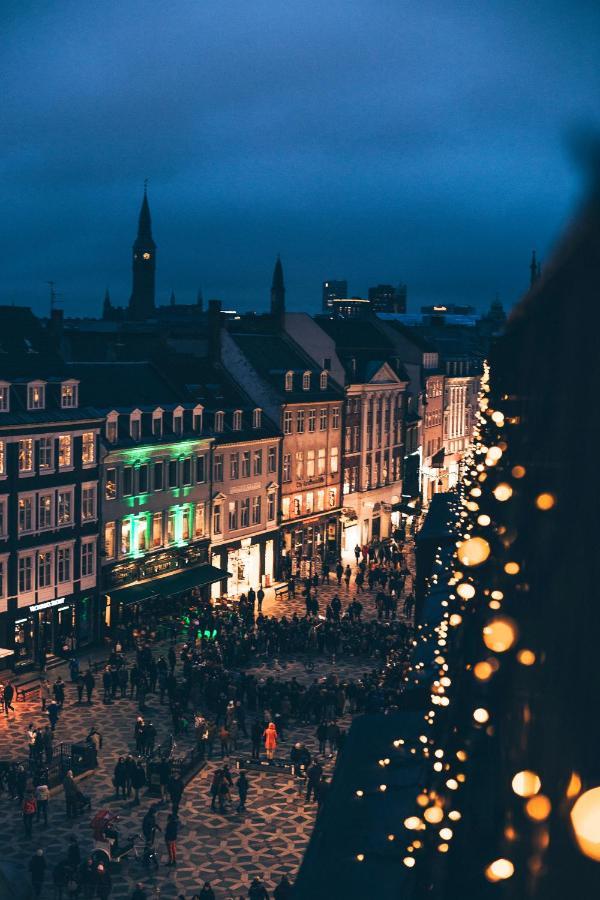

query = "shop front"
[10, 593, 94, 671]
[211, 530, 278, 600]
[279, 513, 340, 580]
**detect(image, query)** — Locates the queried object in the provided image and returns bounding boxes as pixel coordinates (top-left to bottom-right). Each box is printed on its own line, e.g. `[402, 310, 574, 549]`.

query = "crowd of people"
[3, 535, 416, 899]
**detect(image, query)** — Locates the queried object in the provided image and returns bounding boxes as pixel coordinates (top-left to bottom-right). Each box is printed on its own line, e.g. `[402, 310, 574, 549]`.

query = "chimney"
[208, 299, 221, 363]
[48, 307, 64, 342]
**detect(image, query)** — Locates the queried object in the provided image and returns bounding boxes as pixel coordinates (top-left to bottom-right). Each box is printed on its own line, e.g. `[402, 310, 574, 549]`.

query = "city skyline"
[2, 1, 599, 318]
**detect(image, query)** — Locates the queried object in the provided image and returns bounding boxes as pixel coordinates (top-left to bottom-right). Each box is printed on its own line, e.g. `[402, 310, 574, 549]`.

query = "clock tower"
[128, 185, 156, 320]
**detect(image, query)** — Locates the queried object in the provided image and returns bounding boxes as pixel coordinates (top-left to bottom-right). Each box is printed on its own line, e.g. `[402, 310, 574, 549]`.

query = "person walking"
[256, 586, 265, 614]
[305, 760, 323, 803]
[236, 770, 249, 813]
[29, 849, 46, 898]
[316, 722, 327, 756]
[250, 719, 262, 760]
[164, 813, 178, 867]
[167, 771, 184, 816]
[23, 789, 37, 837]
[198, 884, 216, 899]
[248, 876, 269, 899]
[47, 698, 60, 731]
[273, 875, 293, 900]
[35, 781, 49, 826]
[53, 676, 65, 708]
[83, 669, 95, 704]
[132, 760, 146, 805]
[263, 722, 278, 762]
[113, 757, 127, 799]
[63, 770, 79, 818]
[3, 680, 14, 714]
[40, 678, 51, 712]
[343, 565, 352, 591]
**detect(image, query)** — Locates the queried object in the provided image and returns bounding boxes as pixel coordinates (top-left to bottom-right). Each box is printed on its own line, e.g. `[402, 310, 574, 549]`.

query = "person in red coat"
[263, 722, 278, 761]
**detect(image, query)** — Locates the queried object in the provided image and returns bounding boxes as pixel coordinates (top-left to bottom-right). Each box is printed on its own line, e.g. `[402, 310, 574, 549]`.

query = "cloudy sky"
[1, 0, 599, 317]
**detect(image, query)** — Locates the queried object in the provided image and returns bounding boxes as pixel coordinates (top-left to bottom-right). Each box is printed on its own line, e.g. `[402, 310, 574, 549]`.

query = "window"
[182, 457, 192, 485]
[82, 484, 96, 521]
[307, 449, 315, 478]
[61, 382, 78, 408]
[252, 408, 262, 429]
[253, 450, 262, 475]
[285, 371, 293, 392]
[81, 542, 95, 578]
[106, 416, 118, 443]
[296, 410, 305, 433]
[122, 466, 133, 496]
[152, 410, 163, 437]
[308, 409, 316, 432]
[57, 490, 73, 525]
[293, 495, 302, 516]
[295, 451, 303, 480]
[173, 410, 183, 435]
[228, 501, 238, 530]
[268, 447, 276, 473]
[28, 383, 45, 410]
[18, 496, 34, 533]
[196, 455, 206, 483]
[302, 372, 311, 391]
[317, 489, 325, 511]
[332, 407, 340, 429]
[0, 440, 4, 476]
[233, 410, 242, 431]
[329, 488, 337, 508]
[121, 519, 131, 555]
[57, 546, 72, 583]
[105, 468, 117, 500]
[283, 454, 291, 482]
[168, 460, 178, 488]
[0, 497, 6, 536]
[320, 408, 328, 431]
[167, 510, 176, 544]
[19, 439, 33, 473]
[58, 435, 72, 468]
[152, 512, 163, 548]
[0, 385, 9, 412]
[267, 493, 275, 521]
[320, 371, 328, 390]
[305, 492, 313, 514]
[252, 495, 261, 524]
[283, 411, 293, 434]
[153, 461, 164, 491]
[82, 432, 95, 465]
[241, 497, 250, 528]
[38, 438, 54, 471]
[241, 451, 251, 478]
[19, 555, 33, 593]
[137, 515, 148, 551]
[230, 453, 240, 480]
[130, 413, 141, 441]
[282, 496, 290, 518]
[138, 464, 148, 493]
[0, 559, 5, 598]
[214, 411, 224, 433]
[330, 447, 339, 474]
[104, 522, 116, 559]
[182, 508, 190, 542]
[193, 407, 203, 433]
[213, 454, 223, 482]
[37, 551, 51, 586]
[318, 447, 326, 475]
[194, 504, 205, 537]
[213, 504, 222, 535]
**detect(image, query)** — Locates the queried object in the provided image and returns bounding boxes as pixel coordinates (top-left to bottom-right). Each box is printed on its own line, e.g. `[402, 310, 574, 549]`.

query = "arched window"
[152, 408, 163, 437]
[193, 405, 203, 433]
[214, 411, 225, 433]
[172, 406, 184, 435]
[252, 408, 262, 429]
[130, 409, 142, 441]
[285, 371, 293, 392]
[233, 410, 243, 431]
[302, 371, 311, 391]
[320, 371, 328, 390]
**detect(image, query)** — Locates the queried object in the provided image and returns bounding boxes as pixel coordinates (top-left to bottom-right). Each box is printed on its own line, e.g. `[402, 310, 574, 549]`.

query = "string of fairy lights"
[349, 360, 600, 884]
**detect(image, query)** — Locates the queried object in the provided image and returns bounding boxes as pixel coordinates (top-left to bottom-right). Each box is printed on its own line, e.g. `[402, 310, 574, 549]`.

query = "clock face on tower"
[142, 252, 151, 260]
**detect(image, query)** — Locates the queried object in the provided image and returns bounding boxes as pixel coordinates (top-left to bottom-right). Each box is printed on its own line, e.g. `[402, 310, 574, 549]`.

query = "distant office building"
[368, 283, 407, 314]
[330, 298, 372, 319]
[322, 280, 348, 311]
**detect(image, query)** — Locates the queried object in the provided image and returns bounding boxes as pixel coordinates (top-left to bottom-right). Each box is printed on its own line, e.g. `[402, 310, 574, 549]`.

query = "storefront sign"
[29, 597, 67, 613]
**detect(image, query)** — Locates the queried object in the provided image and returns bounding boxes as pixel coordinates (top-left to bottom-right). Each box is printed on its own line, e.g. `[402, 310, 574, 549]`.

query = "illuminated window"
[228, 501, 238, 530]
[318, 447, 326, 475]
[167, 511, 176, 544]
[18, 496, 34, 533]
[329, 488, 337, 508]
[81, 542, 95, 578]
[281, 496, 290, 518]
[82, 484, 96, 521]
[57, 546, 72, 583]
[283, 411, 292, 434]
[214, 411, 224, 433]
[182, 509, 190, 542]
[267, 493, 275, 521]
[105, 468, 117, 500]
[18, 439, 33, 473]
[293, 495, 302, 516]
[252, 408, 262, 429]
[285, 371, 293, 392]
[330, 447, 339, 474]
[27, 383, 45, 410]
[152, 512, 163, 548]
[82, 432, 95, 465]
[0, 384, 10, 412]
[0, 440, 5, 475]
[58, 435, 72, 468]
[194, 504, 205, 537]
[120, 519, 131, 555]
[57, 490, 73, 525]
[308, 409, 316, 432]
[137, 515, 147, 551]
[302, 372, 311, 391]
[317, 489, 325, 511]
[295, 451, 303, 480]
[320, 371, 328, 390]
[283, 454, 291, 482]
[213, 503, 222, 535]
[305, 492, 313, 514]
[307, 449, 315, 478]
[104, 522, 115, 559]
[61, 382, 78, 408]
[252, 495, 261, 524]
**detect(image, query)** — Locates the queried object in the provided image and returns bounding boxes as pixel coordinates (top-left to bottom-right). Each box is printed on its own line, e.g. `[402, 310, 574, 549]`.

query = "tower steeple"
[102, 288, 112, 320]
[129, 184, 156, 320]
[529, 249, 541, 287]
[270, 255, 285, 327]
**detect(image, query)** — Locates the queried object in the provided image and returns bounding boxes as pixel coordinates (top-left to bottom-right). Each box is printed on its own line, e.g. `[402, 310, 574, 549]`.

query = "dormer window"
[285, 371, 293, 392]
[130, 410, 142, 441]
[215, 411, 225, 433]
[27, 382, 46, 410]
[152, 409, 163, 437]
[106, 412, 118, 444]
[172, 407, 184, 436]
[302, 372, 311, 391]
[61, 381, 79, 409]
[320, 371, 328, 390]
[233, 410, 242, 431]
[252, 408, 262, 429]
[193, 405, 203, 433]
[0, 383, 9, 412]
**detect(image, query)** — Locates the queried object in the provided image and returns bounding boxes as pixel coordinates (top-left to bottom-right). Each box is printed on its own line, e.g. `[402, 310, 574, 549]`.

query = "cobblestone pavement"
[0, 541, 416, 899]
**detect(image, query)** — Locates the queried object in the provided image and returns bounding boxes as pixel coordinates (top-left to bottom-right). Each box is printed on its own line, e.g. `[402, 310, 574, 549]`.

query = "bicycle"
[133, 835, 160, 872]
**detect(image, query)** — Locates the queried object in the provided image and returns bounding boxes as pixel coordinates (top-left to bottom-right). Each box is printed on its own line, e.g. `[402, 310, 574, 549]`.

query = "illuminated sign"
[29, 597, 67, 613]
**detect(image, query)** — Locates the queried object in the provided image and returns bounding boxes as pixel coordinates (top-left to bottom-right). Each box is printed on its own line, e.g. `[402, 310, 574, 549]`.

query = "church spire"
[102, 288, 112, 320]
[270, 255, 285, 327]
[129, 184, 156, 320]
[137, 180, 153, 243]
[529, 249, 541, 287]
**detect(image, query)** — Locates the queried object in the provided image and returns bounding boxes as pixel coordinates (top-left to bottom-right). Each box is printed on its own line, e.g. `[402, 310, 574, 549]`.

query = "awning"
[391, 501, 417, 514]
[431, 447, 446, 467]
[107, 563, 231, 606]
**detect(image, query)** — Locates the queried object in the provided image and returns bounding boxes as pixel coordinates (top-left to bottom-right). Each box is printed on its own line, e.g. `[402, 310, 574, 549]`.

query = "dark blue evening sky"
[1, 0, 599, 317]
